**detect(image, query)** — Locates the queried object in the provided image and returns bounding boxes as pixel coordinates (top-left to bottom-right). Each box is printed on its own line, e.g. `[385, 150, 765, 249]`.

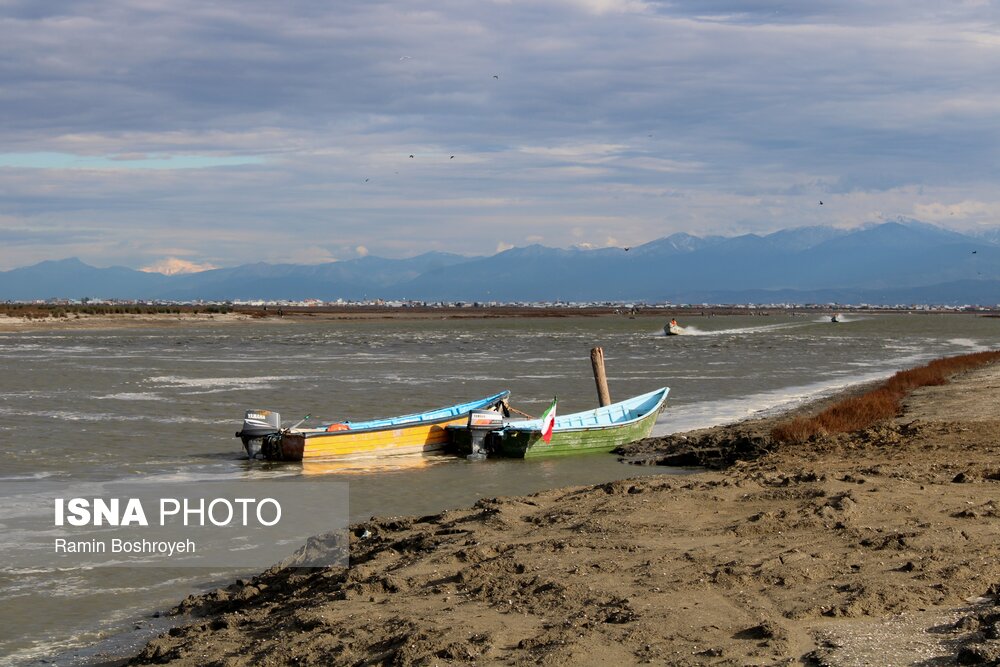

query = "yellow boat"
[236, 391, 510, 461]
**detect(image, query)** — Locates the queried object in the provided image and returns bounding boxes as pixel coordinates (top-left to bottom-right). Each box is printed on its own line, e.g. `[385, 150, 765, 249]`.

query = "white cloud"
[913, 200, 1000, 224]
[140, 257, 217, 275]
[518, 143, 627, 161]
[287, 247, 339, 264]
[542, 0, 650, 15]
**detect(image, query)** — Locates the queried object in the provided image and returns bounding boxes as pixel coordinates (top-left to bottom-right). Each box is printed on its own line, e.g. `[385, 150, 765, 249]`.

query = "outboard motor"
[465, 409, 505, 460]
[236, 410, 281, 459]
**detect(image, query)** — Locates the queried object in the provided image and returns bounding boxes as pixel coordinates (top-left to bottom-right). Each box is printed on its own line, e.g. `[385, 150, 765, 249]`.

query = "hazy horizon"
[3, 218, 997, 275]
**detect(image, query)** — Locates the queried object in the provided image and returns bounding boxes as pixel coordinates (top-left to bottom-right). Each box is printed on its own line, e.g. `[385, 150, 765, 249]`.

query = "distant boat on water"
[664, 319, 685, 335]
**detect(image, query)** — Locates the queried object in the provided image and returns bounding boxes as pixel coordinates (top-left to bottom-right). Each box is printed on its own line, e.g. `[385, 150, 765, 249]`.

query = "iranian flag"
[540, 398, 557, 443]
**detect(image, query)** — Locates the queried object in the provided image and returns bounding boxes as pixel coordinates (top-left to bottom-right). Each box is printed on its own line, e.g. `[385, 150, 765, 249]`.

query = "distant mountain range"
[3, 221, 1000, 305]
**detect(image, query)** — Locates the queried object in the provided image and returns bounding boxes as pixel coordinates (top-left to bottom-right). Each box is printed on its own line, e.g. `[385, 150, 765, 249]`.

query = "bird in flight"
[624, 247, 630, 252]
[450, 155, 455, 159]
[493, 74, 499, 79]
[819, 201, 824, 205]
[409, 154, 414, 158]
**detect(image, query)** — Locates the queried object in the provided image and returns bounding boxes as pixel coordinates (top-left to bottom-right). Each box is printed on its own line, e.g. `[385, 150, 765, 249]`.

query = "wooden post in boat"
[590, 347, 612, 407]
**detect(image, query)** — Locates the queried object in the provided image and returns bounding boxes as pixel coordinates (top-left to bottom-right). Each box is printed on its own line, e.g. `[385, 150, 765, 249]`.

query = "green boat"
[449, 387, 669, 458]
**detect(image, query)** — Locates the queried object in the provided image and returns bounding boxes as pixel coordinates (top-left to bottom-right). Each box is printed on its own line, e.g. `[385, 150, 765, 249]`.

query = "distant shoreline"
[1, 304, 997, 333]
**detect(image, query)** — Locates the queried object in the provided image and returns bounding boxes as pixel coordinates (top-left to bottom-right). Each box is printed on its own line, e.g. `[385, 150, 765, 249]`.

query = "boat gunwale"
[292, 390, 510, 440]
[498, 388, 669, 436]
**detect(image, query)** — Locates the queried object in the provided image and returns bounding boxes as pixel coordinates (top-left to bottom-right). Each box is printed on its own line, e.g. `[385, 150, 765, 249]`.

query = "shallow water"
[1, 312, 998, 663]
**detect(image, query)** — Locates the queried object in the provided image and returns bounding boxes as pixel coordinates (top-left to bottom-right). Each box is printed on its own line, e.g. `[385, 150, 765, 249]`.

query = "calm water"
[1, 313, 997, 663]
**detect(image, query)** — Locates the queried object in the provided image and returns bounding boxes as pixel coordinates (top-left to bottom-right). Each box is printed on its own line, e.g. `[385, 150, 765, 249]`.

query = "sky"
[1, 0, 999, 272]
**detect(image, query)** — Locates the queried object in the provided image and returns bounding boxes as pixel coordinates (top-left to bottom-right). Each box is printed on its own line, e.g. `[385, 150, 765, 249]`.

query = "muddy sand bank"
[119, 364, 1000, 666]
[0, 311, 257, 332]
[4, 307, 988, 334]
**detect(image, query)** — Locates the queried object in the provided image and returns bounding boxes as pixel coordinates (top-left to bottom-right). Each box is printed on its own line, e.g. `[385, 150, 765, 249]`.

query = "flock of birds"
[359, 61, 500, 183]
[380, 57, 981, 263]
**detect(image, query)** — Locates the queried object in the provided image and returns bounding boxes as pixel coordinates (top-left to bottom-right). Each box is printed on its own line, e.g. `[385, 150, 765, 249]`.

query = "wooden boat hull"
[260, 391, 510, 462]
[499, 400, 663, 458]
[498, 412, 659, 457]
[282, 416, 467, 461]
[450, 388, 669, 459]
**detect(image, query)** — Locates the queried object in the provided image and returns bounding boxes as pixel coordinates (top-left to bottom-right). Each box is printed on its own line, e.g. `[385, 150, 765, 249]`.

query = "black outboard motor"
[236, 410, 281, 459]
[465, 409, 505, 460]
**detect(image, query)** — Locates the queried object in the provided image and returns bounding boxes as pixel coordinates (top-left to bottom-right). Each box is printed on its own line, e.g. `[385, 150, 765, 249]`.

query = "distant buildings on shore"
[3, 297, 999, 314]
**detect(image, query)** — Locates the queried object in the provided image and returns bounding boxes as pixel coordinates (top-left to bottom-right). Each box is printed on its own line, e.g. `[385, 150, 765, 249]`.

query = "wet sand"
[0, 312, 257, 332]
[114, 363, 1000, 666]
[0, 309, 625, 333]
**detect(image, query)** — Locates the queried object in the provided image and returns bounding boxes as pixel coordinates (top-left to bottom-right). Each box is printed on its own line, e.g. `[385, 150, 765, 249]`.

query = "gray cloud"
[1, 0, 998, 269]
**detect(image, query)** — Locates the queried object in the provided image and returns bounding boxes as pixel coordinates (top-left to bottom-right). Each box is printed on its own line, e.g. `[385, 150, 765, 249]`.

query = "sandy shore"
[112, 364, 1000, 666]
[0, 312, 261, 333]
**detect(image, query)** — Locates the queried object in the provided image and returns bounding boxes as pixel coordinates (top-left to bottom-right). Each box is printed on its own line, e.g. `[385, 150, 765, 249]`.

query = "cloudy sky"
[1, 0, 998, 271]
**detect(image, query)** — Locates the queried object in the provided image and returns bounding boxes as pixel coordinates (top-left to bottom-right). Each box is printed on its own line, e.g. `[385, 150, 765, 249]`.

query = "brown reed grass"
[770, 350, 1000, 444]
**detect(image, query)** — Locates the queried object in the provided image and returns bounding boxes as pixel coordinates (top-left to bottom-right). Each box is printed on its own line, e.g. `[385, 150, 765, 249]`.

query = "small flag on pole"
[540, 397, 557, 443]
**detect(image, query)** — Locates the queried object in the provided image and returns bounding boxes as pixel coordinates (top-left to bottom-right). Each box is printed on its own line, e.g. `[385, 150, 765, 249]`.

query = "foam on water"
[0, 407, 208, 424]
[0, 607, 184, 667]
[146, 375, 307, 390]
[947, 337, 986, 350]
[435, 374, 513, 382]
[655, 371, 887, 435]
[0, 472, 55, 482]
[0, 565, 92, 576]
[0, 342, 46, 353]
[96, 392, 162, 401]
[653, 346, 944, 436]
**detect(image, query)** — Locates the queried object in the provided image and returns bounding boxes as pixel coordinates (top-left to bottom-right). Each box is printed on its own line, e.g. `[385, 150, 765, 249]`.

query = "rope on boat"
[502, 400, 535, 419]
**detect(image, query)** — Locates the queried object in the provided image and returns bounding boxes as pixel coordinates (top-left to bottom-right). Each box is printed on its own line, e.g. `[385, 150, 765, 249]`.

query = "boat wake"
[666, 322, 810, 337]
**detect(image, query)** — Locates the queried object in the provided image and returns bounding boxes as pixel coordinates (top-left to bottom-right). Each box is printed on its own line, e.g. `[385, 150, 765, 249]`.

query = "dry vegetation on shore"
[771, 350, 1000, 444]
